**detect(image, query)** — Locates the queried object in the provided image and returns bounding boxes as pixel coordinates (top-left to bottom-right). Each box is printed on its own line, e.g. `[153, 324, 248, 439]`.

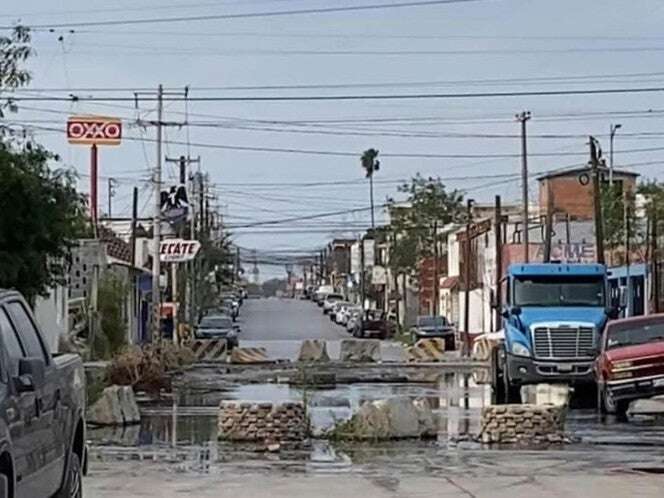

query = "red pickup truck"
[595, 314, 664, 416]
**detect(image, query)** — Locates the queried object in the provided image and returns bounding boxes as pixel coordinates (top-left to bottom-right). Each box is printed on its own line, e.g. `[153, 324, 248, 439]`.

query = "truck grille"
[532, 326, 595, 359]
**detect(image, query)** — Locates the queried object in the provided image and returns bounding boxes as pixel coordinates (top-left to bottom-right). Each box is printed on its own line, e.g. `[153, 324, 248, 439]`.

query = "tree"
[0, 146, 88, 303]
[0, 27, 88, 303]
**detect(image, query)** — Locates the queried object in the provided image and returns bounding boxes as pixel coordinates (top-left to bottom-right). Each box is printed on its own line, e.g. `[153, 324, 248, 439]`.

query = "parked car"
[323, 293, 344, 315]
[411, 315, 456, 350]
[221, 298, 239, 318]
[195, 314, 240, 348]
[352, 310, 396, 340]
[346, 310, 362, 333]
[595, 314, 664, 416]
[331, 301, 350, 322]
[0, 289, 87, 498]
[337, 304, 359, 326]
[314, 285, 335, 306]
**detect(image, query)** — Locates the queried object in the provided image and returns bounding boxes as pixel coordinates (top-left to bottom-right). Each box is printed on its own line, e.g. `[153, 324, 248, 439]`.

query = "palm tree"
[361, 148, 380, 229]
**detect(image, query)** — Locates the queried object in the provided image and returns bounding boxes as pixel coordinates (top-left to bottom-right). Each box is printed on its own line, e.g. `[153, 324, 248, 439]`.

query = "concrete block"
[339, 339, 381, 362]
[520, 383, 570, 407]
[297, 339, 330, 363]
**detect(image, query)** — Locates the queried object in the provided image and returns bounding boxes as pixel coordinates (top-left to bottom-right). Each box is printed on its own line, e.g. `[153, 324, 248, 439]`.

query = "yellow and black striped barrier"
[407, 338, 447, 362]
[230, 347, 270, 364]
[189, 339, 228, 362]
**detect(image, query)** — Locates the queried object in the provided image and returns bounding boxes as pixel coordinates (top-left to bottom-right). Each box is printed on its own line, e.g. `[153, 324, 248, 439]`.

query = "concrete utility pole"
[360, 235, 366, 310]
[624, 191, 631, 316]
[516, 111, 531, 262]
[543, 181, 554, 263]
[129, 186, 139, 344]
[107, 177, 117, 218]
[151, 84, 164, 342]
[463, 199, 474, 357]
[589, 136, 605, 265]
[609, 123, 622, 186]
[653, 210, 660, 313]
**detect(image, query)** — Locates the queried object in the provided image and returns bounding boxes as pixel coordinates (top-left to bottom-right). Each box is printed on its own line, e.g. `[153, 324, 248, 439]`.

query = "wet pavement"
[86, 297, 664, 496]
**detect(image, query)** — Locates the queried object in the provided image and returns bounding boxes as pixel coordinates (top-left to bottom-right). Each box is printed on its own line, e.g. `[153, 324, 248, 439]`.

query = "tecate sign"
[159, 239, 201, 262]
[67, 116, 122, 145]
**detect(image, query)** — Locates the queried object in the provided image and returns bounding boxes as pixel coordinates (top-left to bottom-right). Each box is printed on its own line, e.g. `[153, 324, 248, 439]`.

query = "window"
[0, 308, 25, 376]
[6, 302, 49, 364]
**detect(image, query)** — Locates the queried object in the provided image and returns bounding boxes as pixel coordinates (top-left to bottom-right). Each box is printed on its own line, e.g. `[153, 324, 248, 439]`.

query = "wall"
[33, 285, 68, 352]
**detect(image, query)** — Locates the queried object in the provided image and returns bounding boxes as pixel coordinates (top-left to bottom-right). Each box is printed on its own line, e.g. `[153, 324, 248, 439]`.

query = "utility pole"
[516, 111, 531, 262]
[543, 181, 554, 263]
[151, 84, 164, 342]
[624, 191, 631, 316]
[609, 123, 622, 186]
[590, 136, 605, 265]
[432, 220, 439, 317]
[463, 199, 474, 357]
[360, 235, 366, 311]
[129, 186, 139, 344]
[494, 195, 503, 331]
[361, 149, 380, 230]
[107, 177, 116, 218]
[653, 209, 660, 313]
[91, 144, 99, 237]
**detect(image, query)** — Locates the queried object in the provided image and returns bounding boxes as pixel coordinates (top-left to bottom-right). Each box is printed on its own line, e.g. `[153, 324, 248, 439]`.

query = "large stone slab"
[628, 396, 664, 416]
[330, 396, 436, 440]
[297, 339, 330, 363]
[87, 385, 141, 426]
[520, 384, 570, 407]
[339, 339, 381, 362]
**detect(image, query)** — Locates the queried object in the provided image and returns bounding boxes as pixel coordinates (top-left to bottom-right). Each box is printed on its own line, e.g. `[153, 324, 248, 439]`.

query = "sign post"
[67, 116, 122, 234]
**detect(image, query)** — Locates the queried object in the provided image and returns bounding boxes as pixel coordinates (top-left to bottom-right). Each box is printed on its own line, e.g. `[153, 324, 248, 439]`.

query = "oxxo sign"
[159, 239, 201, 263]
[67, 116, 122, 145]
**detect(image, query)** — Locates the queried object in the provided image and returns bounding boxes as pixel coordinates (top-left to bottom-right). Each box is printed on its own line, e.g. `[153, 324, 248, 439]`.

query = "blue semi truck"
[491, 263, 618, 403]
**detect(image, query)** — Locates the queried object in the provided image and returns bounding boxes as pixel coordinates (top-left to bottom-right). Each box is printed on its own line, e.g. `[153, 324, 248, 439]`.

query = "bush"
[108, 342, 195, 393]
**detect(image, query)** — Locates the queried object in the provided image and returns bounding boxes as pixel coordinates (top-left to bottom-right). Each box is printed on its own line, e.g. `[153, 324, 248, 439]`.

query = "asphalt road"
[238, 297, 349, 341]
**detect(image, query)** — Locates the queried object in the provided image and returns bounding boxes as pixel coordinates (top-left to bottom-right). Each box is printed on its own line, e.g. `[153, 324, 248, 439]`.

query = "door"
[0, 307, 34, 496]
[6, 301, 65, 497]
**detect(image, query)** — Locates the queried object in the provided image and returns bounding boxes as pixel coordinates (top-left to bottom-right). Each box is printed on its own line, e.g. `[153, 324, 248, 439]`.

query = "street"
[85, 297, 664, 497]
[239, 297, 348, 341]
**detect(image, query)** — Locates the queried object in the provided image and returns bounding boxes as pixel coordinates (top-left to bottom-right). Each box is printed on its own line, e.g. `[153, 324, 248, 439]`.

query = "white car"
[339, 305, 360, 326]
[323, 293, 344, 314]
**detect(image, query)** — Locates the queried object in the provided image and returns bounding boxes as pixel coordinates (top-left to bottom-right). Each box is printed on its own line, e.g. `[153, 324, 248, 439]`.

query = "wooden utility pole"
[590, 136, 605, 264]
[463, 199, 473, 357]
[516, 111, 531, 262]
[653, 210, 660, 313]
[432, 220, 439, 317]
[494, 195, 503, 331]
[543, 181, 554, 262]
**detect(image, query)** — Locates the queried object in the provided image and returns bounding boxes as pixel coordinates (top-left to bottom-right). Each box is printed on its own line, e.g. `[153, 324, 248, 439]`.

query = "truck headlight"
[612, 360, 633, 370]
[511, 342, 530, 357]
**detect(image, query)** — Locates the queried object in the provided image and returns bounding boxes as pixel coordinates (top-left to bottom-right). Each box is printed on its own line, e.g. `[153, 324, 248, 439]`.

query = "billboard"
[67, 116, 122, 145]
[159, 239, 201, 263]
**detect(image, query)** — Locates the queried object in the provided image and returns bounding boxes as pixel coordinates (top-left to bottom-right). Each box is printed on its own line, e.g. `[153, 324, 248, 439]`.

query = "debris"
[327, 396, 436, 440]
[520, 384, 570, 407]
[339, 339, 381, 362]
[87, 385, 141, 426]
[297, 339, 330, 363]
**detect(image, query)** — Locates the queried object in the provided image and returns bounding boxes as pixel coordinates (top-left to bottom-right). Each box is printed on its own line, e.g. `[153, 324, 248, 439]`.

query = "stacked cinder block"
[480, 404, 567, 445]
[218, 401, 308, 443]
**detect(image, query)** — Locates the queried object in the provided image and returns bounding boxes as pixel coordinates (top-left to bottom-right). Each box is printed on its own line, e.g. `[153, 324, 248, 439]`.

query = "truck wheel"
[601, 387, 629, 419]
[56, 451, 82, 498]
[491, 346, 506, 405]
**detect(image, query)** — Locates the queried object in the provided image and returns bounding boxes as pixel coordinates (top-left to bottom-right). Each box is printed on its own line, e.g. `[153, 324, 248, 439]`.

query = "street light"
[609, 123, 622, 186]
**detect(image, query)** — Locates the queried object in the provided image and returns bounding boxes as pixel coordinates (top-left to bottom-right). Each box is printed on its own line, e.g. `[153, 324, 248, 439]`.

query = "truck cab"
[493, 263, 612, 402]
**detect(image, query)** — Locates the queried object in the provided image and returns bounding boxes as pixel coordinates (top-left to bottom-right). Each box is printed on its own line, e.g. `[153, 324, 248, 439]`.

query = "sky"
[3, 0, 664, 279]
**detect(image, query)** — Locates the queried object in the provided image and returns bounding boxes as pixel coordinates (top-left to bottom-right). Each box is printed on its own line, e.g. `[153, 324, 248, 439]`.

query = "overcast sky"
[3, 0, 664, 279]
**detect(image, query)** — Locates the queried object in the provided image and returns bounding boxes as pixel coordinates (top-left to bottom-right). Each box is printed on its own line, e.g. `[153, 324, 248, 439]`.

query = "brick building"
[538, 166, 638, 220]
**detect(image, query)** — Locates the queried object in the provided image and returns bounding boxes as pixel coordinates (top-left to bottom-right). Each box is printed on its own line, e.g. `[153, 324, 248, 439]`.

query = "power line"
[6, 86, 664, 101]
[5, 0, 481, 29]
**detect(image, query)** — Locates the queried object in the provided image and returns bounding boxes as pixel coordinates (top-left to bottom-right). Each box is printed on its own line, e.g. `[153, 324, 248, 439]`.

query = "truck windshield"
[607, 321, 664, 349]
[514, 276, 604, 307]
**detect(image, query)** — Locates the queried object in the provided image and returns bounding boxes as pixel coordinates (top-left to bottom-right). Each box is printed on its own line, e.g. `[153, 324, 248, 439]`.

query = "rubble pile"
[479, 404, 567, 445]
[218, 401, 308, 443]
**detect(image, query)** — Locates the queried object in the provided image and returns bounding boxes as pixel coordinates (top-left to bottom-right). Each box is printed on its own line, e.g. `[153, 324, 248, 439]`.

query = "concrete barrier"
[339, 339, 381, 362]
[189, 339, 228, 362]
[480, 404, 567, 445]
[472, 331, 504, 361]
[407, 338, 446, 362]
[230, 347, 270, 364]
[520, 384, 570, 407]
[218, 401, 307, 443]
[297, 339, 330, 363]
[87, 385, 141, 426]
